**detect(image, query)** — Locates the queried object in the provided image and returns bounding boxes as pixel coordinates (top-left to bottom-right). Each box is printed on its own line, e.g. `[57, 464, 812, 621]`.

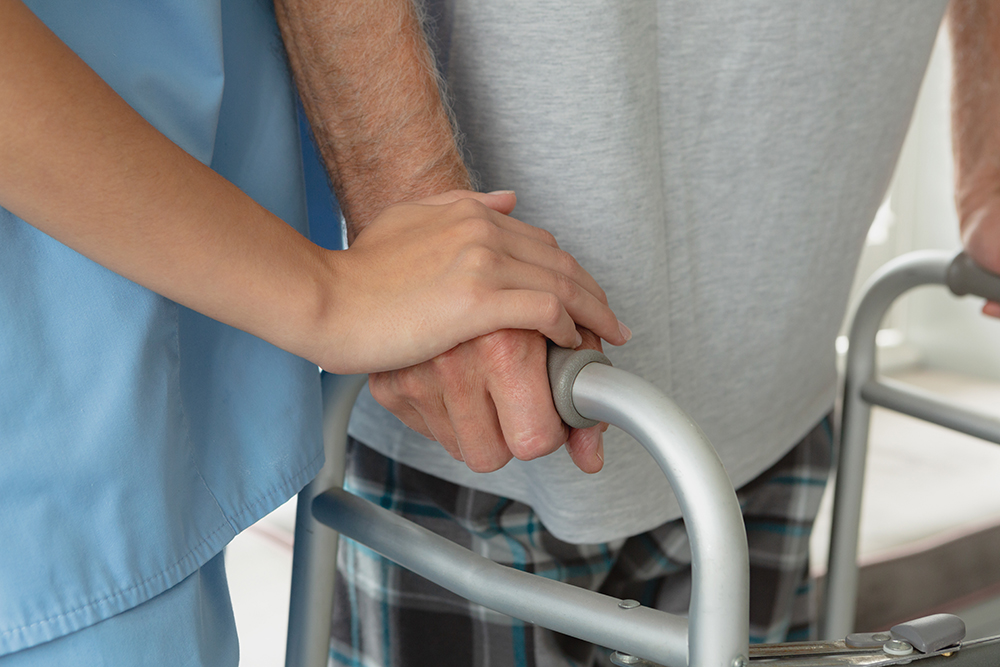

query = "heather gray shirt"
[349, 1, 948, 543]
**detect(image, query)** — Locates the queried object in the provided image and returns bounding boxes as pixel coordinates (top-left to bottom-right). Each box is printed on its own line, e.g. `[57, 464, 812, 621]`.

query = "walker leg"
[285, 373, 367, 667]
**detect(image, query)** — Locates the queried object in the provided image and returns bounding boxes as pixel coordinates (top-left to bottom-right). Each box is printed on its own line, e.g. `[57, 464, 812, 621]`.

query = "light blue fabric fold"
[0, 0, 322, 654]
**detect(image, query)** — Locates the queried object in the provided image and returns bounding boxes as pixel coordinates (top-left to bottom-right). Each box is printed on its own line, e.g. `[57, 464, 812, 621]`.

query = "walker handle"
[546, 342, 612, 428]
[946, 252, 1000, 303]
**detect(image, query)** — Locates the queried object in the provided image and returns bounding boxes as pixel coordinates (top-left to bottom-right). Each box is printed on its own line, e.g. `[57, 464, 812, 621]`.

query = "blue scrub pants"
[0, 553, 238, 666]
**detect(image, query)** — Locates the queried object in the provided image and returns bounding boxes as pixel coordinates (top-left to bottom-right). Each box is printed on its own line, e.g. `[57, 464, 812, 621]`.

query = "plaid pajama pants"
[330, 416, 832, 667]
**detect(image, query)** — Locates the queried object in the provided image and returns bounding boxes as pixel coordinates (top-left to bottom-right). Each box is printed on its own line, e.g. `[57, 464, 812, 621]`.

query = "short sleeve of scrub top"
[0, 0, 324, 654]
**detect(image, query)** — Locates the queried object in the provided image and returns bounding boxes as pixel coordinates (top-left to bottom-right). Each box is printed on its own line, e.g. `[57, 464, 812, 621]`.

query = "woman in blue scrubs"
[0, 0, 625, 663]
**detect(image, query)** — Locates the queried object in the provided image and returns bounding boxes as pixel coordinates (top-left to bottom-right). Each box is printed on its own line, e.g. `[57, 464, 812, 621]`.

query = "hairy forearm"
[0, 0, 337, 364]
[274, 0, 470, 240]
[949, 0, 1000, 222]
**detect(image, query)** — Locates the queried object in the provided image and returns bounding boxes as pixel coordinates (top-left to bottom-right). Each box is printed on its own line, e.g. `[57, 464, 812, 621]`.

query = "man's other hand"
[959, 195, 1000, 318]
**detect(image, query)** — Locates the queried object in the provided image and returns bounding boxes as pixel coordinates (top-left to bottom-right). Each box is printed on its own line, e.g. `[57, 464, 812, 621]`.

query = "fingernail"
[596, 434, 604, 464]
[574, 331, 584, 348]
[487, 189, 515, 195]
[618, 320, 632, 342]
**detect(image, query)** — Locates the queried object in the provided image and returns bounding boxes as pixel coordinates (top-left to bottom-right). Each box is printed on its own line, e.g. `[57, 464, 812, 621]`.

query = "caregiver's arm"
[950, 0, 1000, 316]
[0, 0, 622, 373]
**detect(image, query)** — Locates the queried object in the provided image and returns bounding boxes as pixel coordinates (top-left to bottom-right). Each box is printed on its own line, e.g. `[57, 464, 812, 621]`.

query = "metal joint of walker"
[286, 250, 1000, 667]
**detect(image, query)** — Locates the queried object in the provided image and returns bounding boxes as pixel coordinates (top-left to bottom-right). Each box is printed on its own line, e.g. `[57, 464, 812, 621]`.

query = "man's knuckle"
[393, 371, 429, 401]
[464, 451, 506, 473]
[368, 373, 398, 404]
[510, 431, 561, 461]
[480, 328, 530, 358]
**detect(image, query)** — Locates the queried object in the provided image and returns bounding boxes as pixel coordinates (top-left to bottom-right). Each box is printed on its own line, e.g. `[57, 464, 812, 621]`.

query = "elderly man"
[329, 1, 1000, 666]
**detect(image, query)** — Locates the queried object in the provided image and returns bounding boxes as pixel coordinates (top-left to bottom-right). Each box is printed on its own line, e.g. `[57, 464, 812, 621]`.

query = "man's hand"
[950, 0, 1000, 317]
[273, 0, 626, 466]
[369, 327, 612, 474]
[957, 194, 1000, 317]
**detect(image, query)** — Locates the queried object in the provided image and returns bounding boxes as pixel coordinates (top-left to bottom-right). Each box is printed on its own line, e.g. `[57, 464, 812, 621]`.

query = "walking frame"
[284, 250, 1000, 667]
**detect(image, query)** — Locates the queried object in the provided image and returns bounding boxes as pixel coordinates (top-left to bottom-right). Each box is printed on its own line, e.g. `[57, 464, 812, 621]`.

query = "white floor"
[812, 368, 1000, 569]
[227, 367, 1000, 665]
[227, 498, 297, 667]
[810, 367, 1000, 638]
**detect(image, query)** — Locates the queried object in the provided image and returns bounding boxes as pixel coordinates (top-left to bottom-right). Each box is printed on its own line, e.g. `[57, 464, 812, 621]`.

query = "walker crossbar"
[313, 486, 689, 666]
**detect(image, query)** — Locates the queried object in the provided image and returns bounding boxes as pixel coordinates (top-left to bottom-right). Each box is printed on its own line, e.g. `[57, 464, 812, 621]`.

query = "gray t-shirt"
[349, 1, 948, 543]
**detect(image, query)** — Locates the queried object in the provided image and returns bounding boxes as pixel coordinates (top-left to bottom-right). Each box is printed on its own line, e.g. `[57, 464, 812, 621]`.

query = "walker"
[284, 250, 1000, 667]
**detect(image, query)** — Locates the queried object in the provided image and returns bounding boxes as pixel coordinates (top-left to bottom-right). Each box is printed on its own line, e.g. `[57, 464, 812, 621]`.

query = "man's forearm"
[949, 0, 1000, 222]
[274, 0, 471, 239]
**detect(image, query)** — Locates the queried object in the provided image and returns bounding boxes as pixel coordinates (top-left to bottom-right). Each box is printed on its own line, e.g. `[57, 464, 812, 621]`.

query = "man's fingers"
[563, 328, 607, 473]
[566, 426, 605, 474]
[368, 372, 435, 436]
[485, 333, 568, 462]
[418, 402, 465, 462]
[369, 370, 465, 461]
[960, 204, 1000, 275]
[959, 203, 1000, 319]
[387, 403, 435, 441]
[445, 390, 513, 472]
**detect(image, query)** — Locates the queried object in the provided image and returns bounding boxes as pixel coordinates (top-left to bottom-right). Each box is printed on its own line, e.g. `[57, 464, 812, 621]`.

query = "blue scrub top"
[0, 0, 324, 654]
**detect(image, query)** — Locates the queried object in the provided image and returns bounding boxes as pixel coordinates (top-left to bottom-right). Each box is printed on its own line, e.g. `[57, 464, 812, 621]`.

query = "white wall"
[852, 25, 1000, 380]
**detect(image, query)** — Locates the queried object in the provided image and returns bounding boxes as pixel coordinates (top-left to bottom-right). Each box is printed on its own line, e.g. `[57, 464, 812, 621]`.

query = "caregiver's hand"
[323, 190, 629, 374]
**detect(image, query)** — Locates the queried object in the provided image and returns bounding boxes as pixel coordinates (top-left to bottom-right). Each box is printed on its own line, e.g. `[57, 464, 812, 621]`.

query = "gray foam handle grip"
[946, 252, 1000, 303]
[546, 343, 613, 429]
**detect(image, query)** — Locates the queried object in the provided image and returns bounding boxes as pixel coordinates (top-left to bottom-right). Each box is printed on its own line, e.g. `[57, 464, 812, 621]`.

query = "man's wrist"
[275, 0, 473, 240]
[339, 159, 472, 241]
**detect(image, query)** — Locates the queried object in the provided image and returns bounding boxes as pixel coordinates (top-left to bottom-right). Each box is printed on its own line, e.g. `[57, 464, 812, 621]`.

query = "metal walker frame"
[283, 250, 1000, 667]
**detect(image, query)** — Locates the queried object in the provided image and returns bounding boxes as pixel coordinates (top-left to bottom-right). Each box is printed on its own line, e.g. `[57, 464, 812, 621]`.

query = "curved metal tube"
[822, 250, 952, 639]
[290, 356, 750, 666]
[285, 373, 367, 667]
[573, 363, 749, 667]
[313, 363, 750, 667]
[292, 250, 1000, 666]
[314, 487, 690, 666]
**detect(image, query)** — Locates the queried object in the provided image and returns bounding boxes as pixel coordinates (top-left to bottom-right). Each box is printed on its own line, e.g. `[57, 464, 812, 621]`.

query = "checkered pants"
[330, 416, 832, 667]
